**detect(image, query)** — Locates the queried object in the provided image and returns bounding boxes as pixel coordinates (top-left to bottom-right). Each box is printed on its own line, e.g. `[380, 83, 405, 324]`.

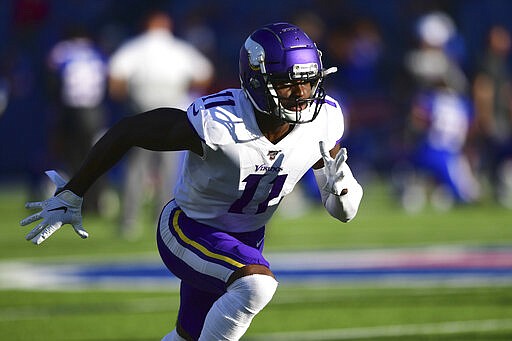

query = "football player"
[21, 23, 363, 340]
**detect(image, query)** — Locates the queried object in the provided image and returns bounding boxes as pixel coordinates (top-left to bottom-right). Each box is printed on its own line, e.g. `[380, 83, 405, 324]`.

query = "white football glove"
[319, 141, 348, 196]
[20, 170, 88, 245]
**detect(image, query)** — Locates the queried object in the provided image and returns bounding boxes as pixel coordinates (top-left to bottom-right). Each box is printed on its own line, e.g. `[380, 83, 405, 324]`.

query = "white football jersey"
[173, 89, 344, 232]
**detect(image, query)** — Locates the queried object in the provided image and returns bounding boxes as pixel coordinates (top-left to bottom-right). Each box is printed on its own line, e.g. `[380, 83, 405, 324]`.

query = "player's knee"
[227, 274, 278, 313]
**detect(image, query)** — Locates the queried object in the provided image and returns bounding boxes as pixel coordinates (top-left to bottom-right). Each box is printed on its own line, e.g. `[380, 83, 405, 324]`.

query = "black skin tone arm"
[62, 107, 202, 196]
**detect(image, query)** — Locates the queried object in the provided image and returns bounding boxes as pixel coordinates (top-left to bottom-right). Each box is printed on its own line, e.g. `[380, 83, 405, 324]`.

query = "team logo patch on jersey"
[255, 164, 283, 172]
[267, 150, 281, 160]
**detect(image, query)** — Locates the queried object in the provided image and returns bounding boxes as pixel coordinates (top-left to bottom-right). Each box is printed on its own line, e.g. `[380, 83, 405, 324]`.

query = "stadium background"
[1, 1, 512, 340]
[1, 0, 512, 182]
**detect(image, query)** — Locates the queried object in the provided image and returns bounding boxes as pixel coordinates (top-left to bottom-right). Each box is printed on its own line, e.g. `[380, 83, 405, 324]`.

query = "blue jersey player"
[21, 23, 363, 340]
[408, 84, 480, 205]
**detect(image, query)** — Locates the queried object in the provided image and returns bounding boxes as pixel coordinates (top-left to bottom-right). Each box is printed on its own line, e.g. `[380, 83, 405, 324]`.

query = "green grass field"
[1, 179, 512, 340]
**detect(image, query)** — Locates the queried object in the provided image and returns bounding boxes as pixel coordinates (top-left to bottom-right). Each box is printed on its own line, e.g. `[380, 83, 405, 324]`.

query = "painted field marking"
[1, 246, 512, 290]
[245, 318, 512, 340]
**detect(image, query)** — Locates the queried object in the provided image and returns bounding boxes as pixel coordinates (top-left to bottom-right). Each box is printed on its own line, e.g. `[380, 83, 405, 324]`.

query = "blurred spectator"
[108, 9, 213, 239]
[472, 25, 512, 207]
[405, 11, 468, 94]
[396, 11, 480, 212]
[46, 24, 109, 213]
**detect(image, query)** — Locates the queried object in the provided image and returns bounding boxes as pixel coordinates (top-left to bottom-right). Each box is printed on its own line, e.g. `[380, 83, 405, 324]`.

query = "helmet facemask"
[265, 64, 327, 124]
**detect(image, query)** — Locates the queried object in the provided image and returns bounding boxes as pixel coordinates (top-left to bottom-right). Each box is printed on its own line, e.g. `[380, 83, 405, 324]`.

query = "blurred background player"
[46, 24, 109, 214]
[108, 9, 214, 239]
[472, 24, 512, 207]
[396, 11, 480, 211]
[403, 77, 480, 211]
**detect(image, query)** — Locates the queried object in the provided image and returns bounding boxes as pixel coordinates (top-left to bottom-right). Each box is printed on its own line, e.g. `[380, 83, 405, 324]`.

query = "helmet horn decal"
[245, 37, 265, 71]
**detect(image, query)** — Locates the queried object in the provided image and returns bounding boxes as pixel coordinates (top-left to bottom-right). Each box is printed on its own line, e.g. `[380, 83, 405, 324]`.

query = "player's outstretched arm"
[313, 141, 363, 222]
[20, 107, 201, 244]
[63, 107, 201, 196]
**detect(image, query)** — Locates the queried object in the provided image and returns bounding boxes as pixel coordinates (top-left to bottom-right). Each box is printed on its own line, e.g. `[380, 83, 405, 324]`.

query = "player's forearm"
[63, 118, 134, 196]
[313, 167, 363, 222]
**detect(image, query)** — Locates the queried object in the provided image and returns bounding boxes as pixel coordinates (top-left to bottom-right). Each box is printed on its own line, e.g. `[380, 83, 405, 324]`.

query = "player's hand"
[20, 170, 88, 245]
[319, 141, 348, 196]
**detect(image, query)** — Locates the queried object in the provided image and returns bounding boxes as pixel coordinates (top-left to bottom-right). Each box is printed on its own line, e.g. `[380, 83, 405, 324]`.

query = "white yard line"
[245, 319, 512, 340]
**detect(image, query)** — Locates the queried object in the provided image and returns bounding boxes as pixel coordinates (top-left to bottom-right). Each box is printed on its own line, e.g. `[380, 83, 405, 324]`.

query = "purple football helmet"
[239, 22, 337, 123]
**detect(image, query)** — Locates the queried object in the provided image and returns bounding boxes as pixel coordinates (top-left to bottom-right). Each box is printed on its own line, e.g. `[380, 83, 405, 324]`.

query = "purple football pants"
[156, 200, 269, 340]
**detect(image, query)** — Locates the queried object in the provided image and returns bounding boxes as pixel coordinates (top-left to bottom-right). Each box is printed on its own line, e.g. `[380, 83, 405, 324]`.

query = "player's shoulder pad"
[322, 95, 345, 144]
[186, 89, 253, 148]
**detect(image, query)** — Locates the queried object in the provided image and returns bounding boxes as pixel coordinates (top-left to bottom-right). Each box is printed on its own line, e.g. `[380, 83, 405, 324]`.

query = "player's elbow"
[330, 204, 358, 223]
